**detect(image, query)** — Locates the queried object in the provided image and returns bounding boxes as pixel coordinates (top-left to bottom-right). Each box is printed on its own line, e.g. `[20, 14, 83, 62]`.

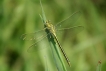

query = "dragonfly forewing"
[55, 11, 81, 30]
[20, 29, 46, 41]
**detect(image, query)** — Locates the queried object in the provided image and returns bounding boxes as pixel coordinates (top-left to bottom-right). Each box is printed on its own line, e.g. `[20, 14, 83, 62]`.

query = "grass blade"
[40, 0, 67, 71]
[40, 0, 47, 23]
[96, 60, 102, 71]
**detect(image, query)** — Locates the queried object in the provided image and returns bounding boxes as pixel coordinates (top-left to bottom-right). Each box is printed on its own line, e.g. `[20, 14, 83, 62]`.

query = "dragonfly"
[21, 1, 84, 67]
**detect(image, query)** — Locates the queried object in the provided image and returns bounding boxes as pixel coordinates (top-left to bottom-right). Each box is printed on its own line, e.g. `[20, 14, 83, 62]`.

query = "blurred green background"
[0, 0, 106, 71]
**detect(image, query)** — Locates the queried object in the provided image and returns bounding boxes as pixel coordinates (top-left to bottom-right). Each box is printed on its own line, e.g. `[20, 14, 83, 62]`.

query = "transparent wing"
[56, 26, 84, 42]
[55, 11, 81, 30]
[20, 28, 50, 53]
[20, 29, 46, 41]
[27, 33, 50, 53]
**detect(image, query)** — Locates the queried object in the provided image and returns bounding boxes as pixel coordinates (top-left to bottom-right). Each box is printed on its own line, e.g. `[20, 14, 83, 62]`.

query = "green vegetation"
[0, 0, 106, 71]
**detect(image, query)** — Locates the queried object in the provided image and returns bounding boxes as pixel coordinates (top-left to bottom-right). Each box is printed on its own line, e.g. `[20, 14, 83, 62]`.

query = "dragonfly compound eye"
[48, 20, 51, 22]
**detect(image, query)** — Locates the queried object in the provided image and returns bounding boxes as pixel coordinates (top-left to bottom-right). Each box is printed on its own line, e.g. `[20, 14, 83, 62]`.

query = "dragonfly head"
[45, 20, 56, 36]
[46, 20, 51, 23]
[45, 20, 52, 27]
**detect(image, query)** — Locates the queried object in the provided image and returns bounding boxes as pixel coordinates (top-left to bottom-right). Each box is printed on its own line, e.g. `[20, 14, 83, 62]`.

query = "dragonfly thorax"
[45, 20, 56, 36]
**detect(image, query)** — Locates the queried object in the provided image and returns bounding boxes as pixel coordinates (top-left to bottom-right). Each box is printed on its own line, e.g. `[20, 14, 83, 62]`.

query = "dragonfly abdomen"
[54, 36, 71, 67]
